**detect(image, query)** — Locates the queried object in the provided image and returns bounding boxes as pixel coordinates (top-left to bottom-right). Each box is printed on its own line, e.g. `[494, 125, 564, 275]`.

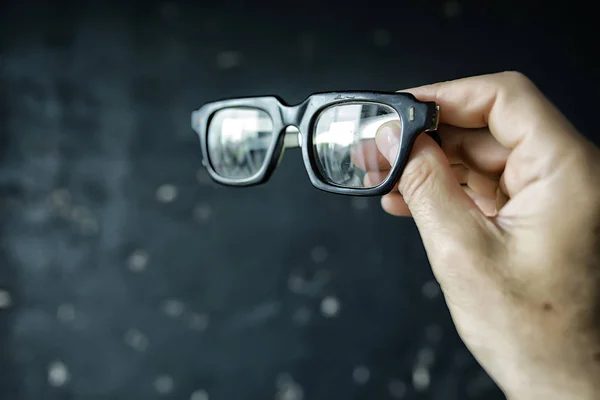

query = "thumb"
[376, 123, 491, 256]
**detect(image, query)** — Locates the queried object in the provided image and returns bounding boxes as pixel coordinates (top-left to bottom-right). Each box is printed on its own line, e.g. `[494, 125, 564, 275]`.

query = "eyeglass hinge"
[424, 105, 440, 132]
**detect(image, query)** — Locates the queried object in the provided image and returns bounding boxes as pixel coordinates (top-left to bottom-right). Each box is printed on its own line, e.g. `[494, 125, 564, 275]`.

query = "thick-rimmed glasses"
[191, 92, 440, 196]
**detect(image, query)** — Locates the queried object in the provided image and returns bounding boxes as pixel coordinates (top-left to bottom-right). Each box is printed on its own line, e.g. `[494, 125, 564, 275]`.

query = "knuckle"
[559, 143, 600, 201]
[501, 70, 531, 84]
[436, 225, 499, 265]
[498, 71, 535, 90]
[398, 155, 437, 203]
[433, 233, 508, 289]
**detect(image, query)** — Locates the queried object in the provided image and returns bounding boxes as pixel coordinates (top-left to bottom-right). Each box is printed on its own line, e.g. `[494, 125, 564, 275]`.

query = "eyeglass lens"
[313, 103, 402, 189]
[206, 102, 403, 189]
[207, 107, 274, 180]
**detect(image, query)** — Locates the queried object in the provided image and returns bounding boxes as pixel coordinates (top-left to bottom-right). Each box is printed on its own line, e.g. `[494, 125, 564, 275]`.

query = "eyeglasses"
[191, 91, 440, 196]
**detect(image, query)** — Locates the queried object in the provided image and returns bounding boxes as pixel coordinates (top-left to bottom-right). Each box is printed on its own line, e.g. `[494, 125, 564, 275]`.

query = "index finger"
[399, 71, 579, 150]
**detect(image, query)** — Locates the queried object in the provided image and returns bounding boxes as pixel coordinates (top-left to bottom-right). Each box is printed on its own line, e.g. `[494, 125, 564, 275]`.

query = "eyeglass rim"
[191, 91, 440, 196]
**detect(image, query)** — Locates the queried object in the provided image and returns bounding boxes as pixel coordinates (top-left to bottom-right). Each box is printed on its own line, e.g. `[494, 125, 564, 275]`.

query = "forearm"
[506, 381, 599, 400]
[502, 355, 600, 400]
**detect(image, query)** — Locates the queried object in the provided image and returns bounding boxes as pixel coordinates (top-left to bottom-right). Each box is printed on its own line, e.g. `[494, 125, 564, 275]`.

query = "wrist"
[502, 371, 600, 400]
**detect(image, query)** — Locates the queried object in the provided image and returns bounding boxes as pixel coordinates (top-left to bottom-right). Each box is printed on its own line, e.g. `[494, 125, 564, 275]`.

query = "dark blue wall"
[0, 1, 597, 399]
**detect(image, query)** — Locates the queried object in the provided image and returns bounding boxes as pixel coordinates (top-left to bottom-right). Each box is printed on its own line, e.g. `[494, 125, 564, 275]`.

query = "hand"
[376, 72, 600, 399]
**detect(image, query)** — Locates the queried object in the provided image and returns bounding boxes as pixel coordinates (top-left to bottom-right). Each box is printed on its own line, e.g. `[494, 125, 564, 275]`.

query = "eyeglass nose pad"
[276, 143, 285, 167]
[274, 126, 298, 168]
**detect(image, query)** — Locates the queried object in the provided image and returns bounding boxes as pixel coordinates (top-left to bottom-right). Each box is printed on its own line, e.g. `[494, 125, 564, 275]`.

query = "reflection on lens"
[207, 107, 274, 179]
[313, 103, 402, 189]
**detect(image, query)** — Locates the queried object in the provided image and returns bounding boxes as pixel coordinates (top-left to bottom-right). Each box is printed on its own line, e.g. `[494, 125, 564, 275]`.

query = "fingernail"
[376, 124, 400, 162]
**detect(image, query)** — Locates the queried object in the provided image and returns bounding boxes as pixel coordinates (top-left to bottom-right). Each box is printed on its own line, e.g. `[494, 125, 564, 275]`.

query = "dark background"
[0, 1, 597, 399]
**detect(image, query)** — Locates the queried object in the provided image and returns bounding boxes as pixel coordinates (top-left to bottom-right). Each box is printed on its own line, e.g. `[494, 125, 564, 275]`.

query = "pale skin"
[369, 72, 600, 399]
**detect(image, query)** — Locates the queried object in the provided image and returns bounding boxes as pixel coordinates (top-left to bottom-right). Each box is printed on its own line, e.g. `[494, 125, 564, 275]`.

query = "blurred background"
[0, 1, 597, 399]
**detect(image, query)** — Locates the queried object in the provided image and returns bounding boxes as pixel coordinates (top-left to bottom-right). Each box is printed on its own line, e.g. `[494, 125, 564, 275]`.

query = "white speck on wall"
[128, 249, 149, 272]
[50, 188, 71, 209]
[189, 313, 209, 332]
[162, 299, 185, 318]
[412, 366, 430, 391]
[79, 215, 99, 236]
[277, 386, 303, 400]
[48, 361, 70, 387]
[352, 365, 370, 385]
[0, 289, 12, 309]
[275, 373, 303, 400]
[287, 273, 306, 294]
[422, 280, 441, 299]
[388, 379, 406, 398]
[68, 206, 99, 236]
[193, 203, 212, 222]
[275, 372, 293, 388]
[190, 389, 209, 400]
[320, 296, 340, 317]
[154, 374, 174, 395]
[417, 347, 436, 367]
[373, 29, 391, 47]
[124, 329, 150, 352]
[56, 304, 76, 322]
[216, 51, 242, 69]
[310, 246, 328, 263]
[156, 184, 178, 203]
[70, 205, 89, 222]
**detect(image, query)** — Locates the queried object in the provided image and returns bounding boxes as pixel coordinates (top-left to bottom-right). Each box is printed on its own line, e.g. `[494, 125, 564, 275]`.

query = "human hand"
[376, 72, 600, 399]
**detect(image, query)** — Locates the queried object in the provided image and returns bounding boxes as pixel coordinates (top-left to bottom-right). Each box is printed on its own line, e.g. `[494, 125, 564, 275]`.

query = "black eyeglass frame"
[191, 91, 440, 197]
